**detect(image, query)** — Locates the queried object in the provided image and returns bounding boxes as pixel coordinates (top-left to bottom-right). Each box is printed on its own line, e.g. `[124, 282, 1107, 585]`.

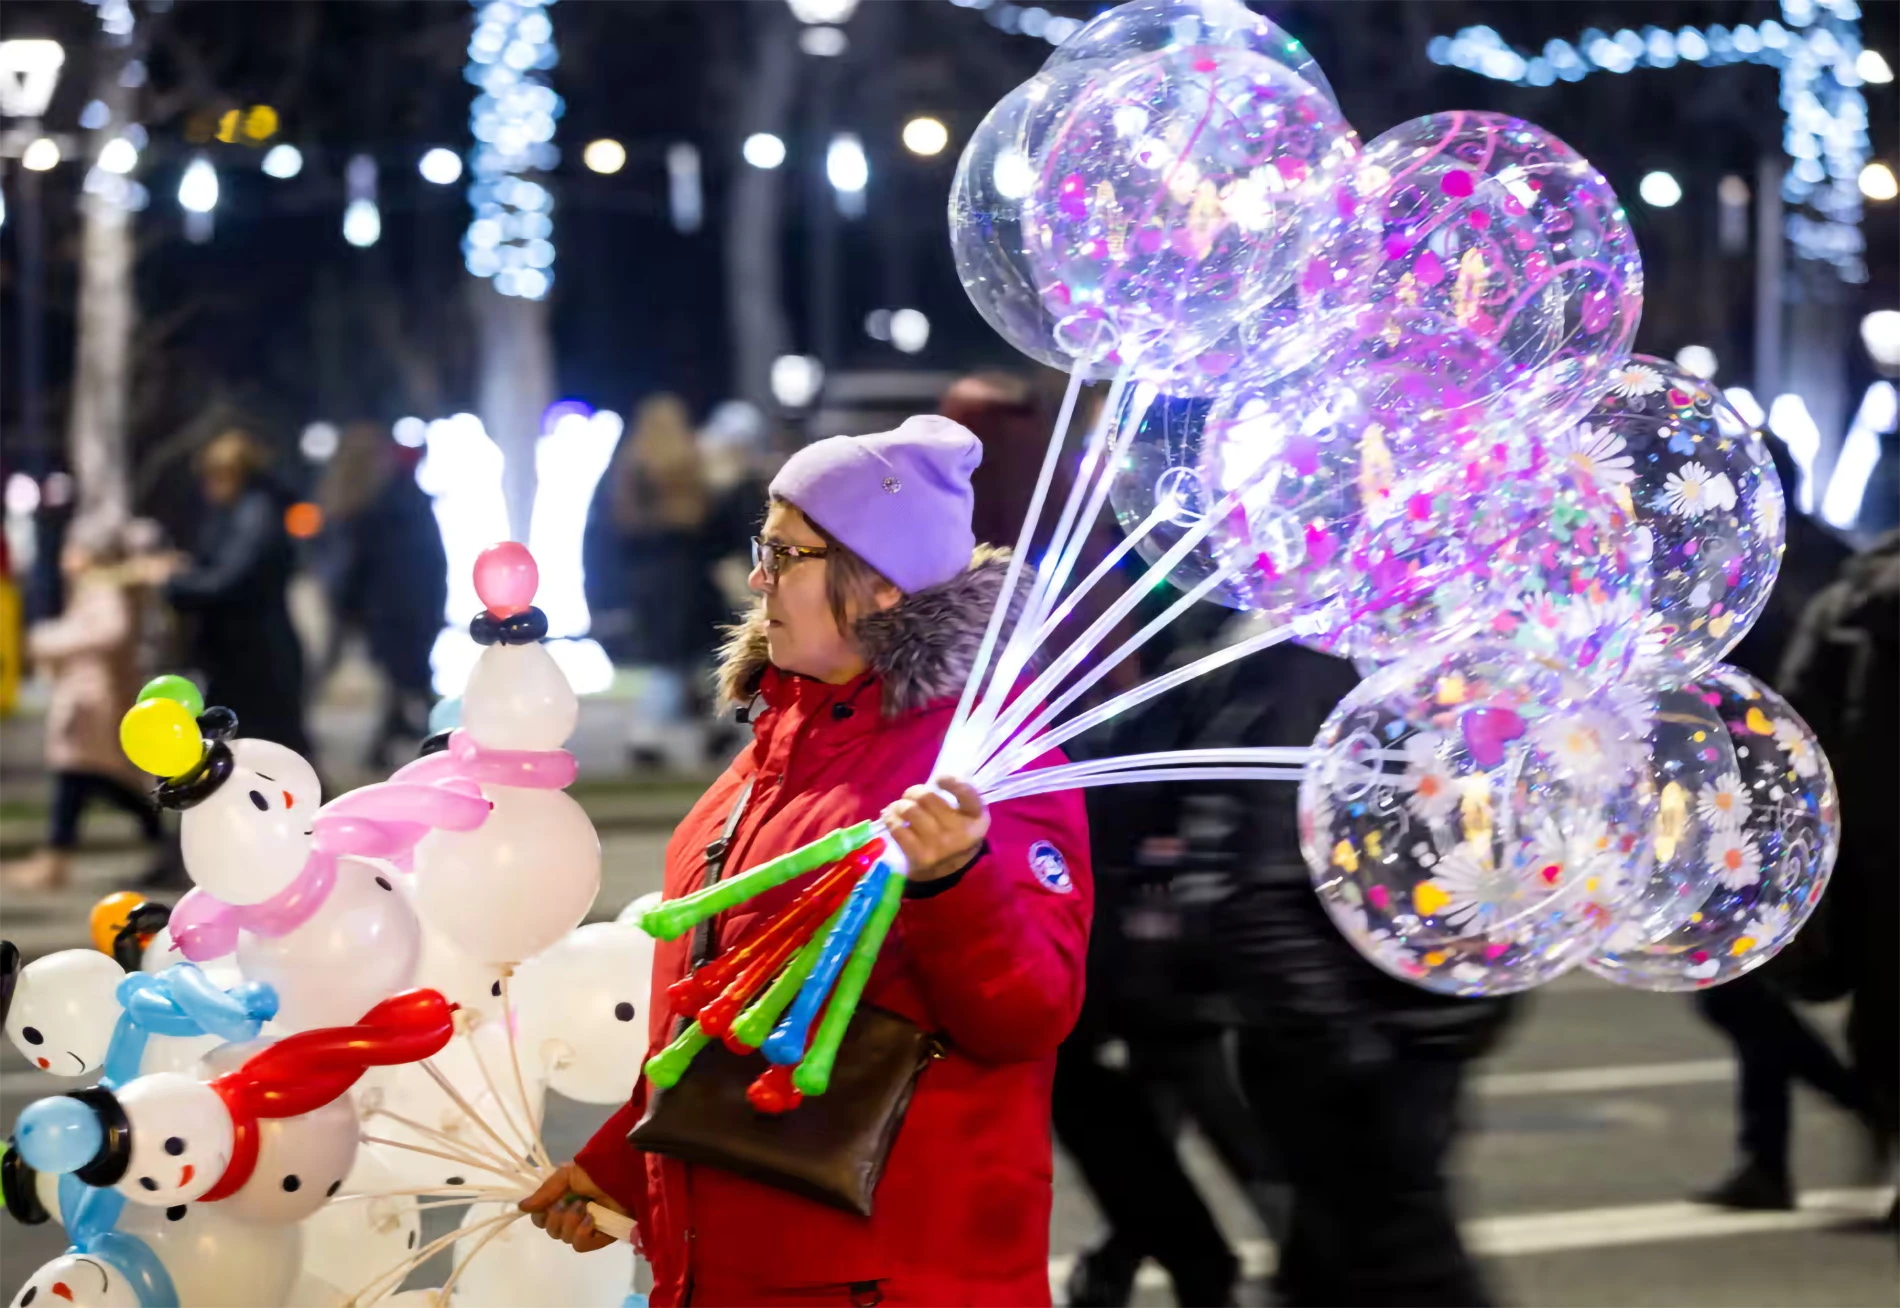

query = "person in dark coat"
[1128, 618, 1513, 1307]
[158, 429, 312, 758]
[321, 423, 448, 769]
[1690, 450, 1881, 1213]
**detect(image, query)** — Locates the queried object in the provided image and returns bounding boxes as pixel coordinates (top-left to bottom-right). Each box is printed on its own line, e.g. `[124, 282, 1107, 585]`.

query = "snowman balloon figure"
[10, 989, 453, 1212]
[118, 680, 426, 1032]
[407, 542, 601, 970]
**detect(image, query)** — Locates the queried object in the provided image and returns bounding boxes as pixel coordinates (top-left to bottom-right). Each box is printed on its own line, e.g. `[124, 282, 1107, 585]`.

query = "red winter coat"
[577, 549, 1092, 1306]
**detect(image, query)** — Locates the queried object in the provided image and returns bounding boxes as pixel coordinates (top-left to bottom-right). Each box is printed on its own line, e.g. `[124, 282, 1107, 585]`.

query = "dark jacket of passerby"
[337, 468, 448, 696]
[611, 396, 720, 670]
[1778, 530, 1899, 1132]
[166, 483, 310, 754]
[1115, 621, 1511, 1307]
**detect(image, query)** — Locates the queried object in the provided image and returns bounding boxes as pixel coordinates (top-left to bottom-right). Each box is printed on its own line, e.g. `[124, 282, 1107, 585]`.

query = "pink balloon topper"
[474, 541, 539, 618]
[166, 730, 573, 961]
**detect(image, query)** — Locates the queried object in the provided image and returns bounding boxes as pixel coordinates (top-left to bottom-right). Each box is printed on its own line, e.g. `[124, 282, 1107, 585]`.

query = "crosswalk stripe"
[1050, 1187, 1896, 1296]
[1475, 1058, 1732, 1097]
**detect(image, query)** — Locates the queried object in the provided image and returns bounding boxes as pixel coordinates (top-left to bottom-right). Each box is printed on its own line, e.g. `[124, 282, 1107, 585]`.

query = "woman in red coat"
[524, 415, 1093, 1306]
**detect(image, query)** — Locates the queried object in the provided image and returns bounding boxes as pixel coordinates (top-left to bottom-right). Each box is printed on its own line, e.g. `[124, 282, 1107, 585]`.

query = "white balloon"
[412, 787, 599, 966]
[139, 1032, 226, 1078]
[410, 919, 509, 1021]
[460, 643, 579, 751]
[122, 1192, 303, 1308]
[383, 1293, 447, 1307]
[513, 923, 654, 1104]
[7, 1252, 141, 1307]
[612, 891, 663, 928]
[300, 1145, 422, 1290]
[112, 1073, 235, 1206]
[352, 1020, 544, 1192]
[236, 858, 421, 1032]
[5, 950, 124, 1077]
[140, 929, 243, 989]
[448, 1202, 632, 1308]
[180, 739, 323, 905]
[286, 1273, 347, 1307]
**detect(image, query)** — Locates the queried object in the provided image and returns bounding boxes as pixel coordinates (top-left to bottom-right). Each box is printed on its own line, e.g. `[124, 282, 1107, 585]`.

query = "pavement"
[2, 689, 1895, 1305]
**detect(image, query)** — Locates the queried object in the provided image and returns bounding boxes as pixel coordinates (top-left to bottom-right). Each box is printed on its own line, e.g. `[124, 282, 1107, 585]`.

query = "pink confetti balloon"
[1587, 667, 1837, 991]
[1046, 0, 1337, 106]
[1300, 640, 1656, 997]
[1303, 111, 1643, 443]
[1023, 44, 1359, 372]
[473, 541, 538, 618]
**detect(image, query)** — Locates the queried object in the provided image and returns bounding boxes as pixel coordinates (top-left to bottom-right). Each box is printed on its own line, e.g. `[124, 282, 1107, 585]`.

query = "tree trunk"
[723, 5, 799, 416]
[67, 27, 141, 538]
[468, 280, 555, 540]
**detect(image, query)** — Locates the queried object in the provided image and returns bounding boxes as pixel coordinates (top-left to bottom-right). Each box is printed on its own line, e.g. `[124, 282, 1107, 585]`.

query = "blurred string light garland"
[1428, 0, 1878, 282]
[945, 0, 1086, 48]
[463, 0, 563, 300]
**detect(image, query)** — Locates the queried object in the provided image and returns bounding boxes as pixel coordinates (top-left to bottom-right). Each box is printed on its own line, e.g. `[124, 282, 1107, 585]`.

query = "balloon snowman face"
[8, 1253, 141, 1308]
[112, 1074, 234, 1206]
[300, 1145, 421, 1289]
[179, 740, 322, 906]
[195, 1040, 360, 1223]
[6, 951, 125, 1076]
[512, 923, 655, 1104]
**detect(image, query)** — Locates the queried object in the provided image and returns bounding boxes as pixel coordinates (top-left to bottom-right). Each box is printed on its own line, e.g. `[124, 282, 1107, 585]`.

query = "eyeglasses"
[750, 536, 829, 581]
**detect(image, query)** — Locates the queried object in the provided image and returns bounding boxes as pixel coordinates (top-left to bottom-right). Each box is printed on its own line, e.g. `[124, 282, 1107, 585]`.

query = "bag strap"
[690, 776, 757, 971]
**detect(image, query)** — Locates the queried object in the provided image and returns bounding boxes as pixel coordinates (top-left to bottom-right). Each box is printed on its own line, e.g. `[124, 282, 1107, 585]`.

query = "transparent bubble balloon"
[1024, 44, 1359, 370]
[950, 65, 1127, 378]
[1046, 0, 1337, 108]
[1300, 640, 1656, 996]
[1556, 356, 1785, 686]
[1304, 110, 1643, 442]
[1587, 666, 1837, 990]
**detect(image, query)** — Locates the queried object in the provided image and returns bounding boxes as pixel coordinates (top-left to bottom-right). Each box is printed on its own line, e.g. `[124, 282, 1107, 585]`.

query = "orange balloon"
[90, 891, 148, 957]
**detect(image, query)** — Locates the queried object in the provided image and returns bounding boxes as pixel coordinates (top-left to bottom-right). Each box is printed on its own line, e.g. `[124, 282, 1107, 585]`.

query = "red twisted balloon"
[201, 988, 455, 1201]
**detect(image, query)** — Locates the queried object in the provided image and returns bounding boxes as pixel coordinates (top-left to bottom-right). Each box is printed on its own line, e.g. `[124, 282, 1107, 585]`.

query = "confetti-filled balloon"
[1046, 0, 1337, 107]
[1588, 667, 1837, 990]
[949, 65, 1125, 377]
[1305, 110, 1643, 443]
[1300, 641, 1655, 996]
[1023, 44, 1358, 370]
[119, 697, 203, 779]
[1555, 356, 1785, 686]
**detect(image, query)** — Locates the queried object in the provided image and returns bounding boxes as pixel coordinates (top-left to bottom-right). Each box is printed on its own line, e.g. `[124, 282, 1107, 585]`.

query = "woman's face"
[749, 502, 868, 685]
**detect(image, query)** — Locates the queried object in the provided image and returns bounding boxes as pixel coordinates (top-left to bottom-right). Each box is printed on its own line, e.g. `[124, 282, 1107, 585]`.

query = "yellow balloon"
[120, 697, 203, 778]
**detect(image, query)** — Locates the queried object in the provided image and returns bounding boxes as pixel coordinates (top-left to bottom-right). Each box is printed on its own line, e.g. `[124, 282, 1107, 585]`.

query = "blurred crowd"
[2, 376, 1895, 1305]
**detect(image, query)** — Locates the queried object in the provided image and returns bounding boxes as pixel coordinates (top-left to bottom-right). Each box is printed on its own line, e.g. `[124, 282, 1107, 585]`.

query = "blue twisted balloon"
[100, 965, 277, 1086]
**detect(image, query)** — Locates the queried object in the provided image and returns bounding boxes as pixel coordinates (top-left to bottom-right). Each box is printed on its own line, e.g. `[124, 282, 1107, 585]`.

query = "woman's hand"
[520, 1160, 625, 1253]
[882, 777, 990, 883]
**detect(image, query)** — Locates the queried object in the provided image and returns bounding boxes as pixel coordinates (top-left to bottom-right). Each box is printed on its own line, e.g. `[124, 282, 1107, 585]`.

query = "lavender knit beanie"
[769, 415, 982, 594]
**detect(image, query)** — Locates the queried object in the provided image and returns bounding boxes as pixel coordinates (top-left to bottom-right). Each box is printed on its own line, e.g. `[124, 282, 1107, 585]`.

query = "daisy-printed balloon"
[1588, 666, 1837, 991]
[1299, 640, 1655, 996]
[1562, 355, 1784, 686]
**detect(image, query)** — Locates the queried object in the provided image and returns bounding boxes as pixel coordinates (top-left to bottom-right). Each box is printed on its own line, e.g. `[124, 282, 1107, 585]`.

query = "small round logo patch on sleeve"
[1028, 841, 1073, 894]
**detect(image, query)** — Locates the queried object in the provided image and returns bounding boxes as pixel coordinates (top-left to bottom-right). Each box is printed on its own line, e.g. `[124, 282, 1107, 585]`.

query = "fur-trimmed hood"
[715, 544, 1023, 718]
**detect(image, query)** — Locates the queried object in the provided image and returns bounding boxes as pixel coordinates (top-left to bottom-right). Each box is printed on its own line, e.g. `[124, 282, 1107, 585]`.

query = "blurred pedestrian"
[610, 394, 716, 770]
[319, 422, 448, 770]
[699, 399, 775, 617]
[1690, 468, 1874, 1214]
[2, 520, 165, 892]
[1153, 617, 1511, 1306]
[150, 428, 312, 757]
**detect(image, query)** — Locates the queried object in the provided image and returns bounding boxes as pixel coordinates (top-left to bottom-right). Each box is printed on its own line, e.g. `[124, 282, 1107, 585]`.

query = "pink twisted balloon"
[166, 730, 573, 960]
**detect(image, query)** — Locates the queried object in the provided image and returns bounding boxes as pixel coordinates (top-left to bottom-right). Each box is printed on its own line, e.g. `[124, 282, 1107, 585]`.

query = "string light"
[944, 0, 1082, 47]
[582, 138, 625, 174]
[1638, 170, 1682, 207]
[419, 147, 464, 185]
[20, 138, 60, 171]
[901, 116, 949, 156]
[261, 144, 303, 179]
[1429, 2, 1874, 281]
[742, 132, 786, 169]
[464, 0, 562, 300]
